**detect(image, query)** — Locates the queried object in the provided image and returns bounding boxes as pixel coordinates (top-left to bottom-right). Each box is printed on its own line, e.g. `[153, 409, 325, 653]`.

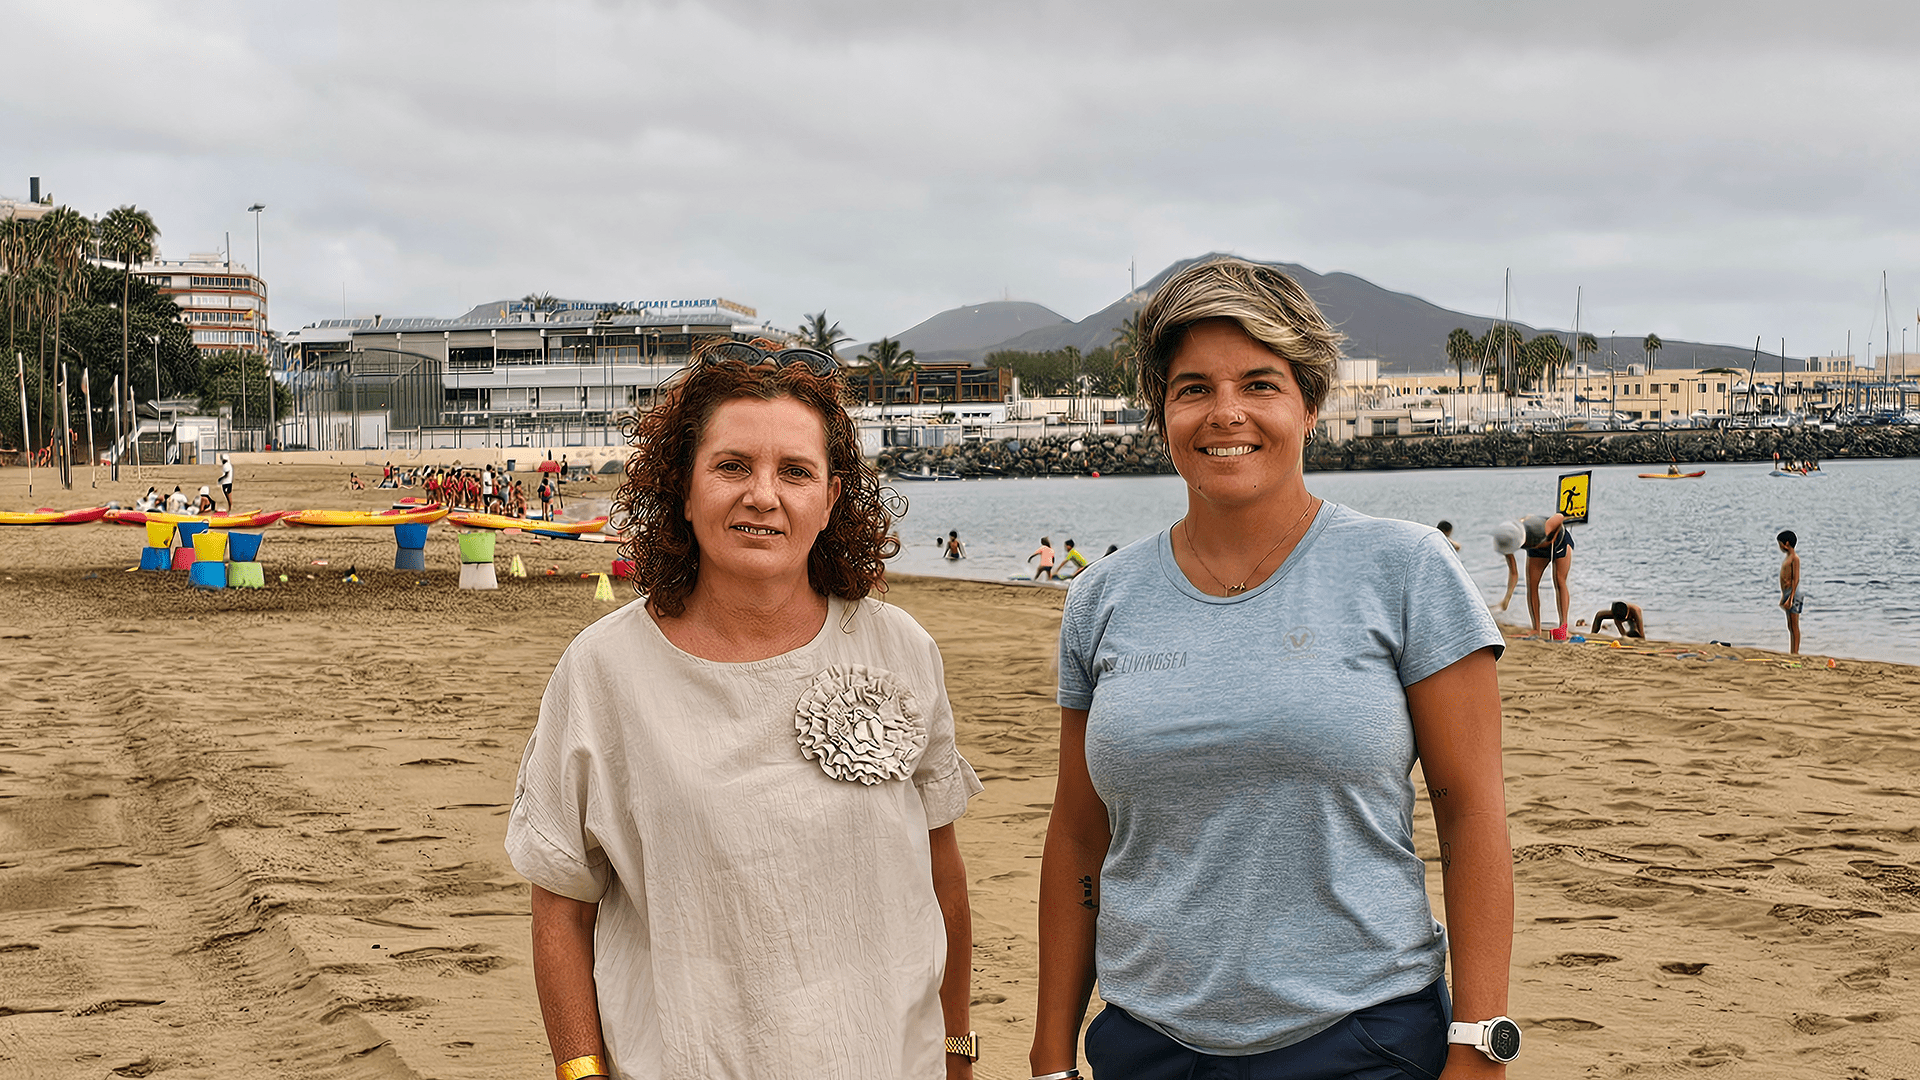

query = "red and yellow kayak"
[448, 511, 607, 534]
[0, 506, 110, 526]
[283, 503, 452, 527]
[104, 508, 296, 528]
[1637, 470, 1705, 479]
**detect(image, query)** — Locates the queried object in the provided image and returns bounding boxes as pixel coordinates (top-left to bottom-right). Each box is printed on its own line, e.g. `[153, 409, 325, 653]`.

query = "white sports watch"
[1448, 1017, 1522, 1063]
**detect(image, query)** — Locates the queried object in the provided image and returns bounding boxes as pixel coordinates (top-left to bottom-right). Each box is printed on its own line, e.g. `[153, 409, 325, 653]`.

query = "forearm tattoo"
[1079, 874, 1098, 910]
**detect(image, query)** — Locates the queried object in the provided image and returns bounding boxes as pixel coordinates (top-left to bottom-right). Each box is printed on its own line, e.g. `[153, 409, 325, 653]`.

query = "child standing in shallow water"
[1029, 536, 1056, 580]
[1778, 530, 1802, 654]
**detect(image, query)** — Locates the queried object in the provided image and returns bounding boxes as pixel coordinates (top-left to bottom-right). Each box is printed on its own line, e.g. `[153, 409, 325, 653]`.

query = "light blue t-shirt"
[1057, 503, 1504, 1055]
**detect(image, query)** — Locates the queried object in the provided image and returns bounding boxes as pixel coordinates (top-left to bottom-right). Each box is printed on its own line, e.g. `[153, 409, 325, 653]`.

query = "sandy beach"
[3, 463, 1919, 1078]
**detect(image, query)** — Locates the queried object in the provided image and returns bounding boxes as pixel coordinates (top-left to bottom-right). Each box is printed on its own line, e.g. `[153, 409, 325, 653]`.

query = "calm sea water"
[885, 459, 1920, 665]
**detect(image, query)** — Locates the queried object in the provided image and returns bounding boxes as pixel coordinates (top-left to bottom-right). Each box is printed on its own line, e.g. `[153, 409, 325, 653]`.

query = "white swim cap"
[1491, 520, 1524, 555]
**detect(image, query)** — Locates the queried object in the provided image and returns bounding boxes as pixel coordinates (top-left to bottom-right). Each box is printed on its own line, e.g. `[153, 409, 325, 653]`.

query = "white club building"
[280, 298, 783, 451]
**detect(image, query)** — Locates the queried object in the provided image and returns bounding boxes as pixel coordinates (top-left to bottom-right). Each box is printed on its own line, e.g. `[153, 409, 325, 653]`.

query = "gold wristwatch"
[945, 1032, 979, 1062]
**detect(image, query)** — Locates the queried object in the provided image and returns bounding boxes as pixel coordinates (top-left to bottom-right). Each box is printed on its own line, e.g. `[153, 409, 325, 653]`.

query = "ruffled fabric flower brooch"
[794, 665, 927, 785]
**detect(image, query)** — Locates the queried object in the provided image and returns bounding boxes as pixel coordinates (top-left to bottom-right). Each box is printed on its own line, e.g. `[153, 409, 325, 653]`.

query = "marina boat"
[893, 467, 963, 481]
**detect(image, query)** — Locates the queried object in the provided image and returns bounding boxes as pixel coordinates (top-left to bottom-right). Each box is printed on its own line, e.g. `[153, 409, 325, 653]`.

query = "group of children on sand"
[410, 465, 562, 519]
[134, 484, 216, 515]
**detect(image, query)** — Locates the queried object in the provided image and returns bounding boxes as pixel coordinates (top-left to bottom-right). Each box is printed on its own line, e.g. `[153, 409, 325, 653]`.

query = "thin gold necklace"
[1183, 498, 1318, 595]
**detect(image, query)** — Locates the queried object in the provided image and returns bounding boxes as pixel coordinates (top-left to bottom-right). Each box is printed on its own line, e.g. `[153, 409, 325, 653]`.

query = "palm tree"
[1476, 325, 1524, 395]
[1520, 335, 1570, 392]
[0, 217, 38, 418]
[41, 207, 92, 465]
[521, 292, 559, 315]
[98, 205, 159, 463]
[857, 337, 917, 418]
[23, 260, 57, 446]
[0, 216, 32, 327]
[1574, 333, 1599, 415]
[1111, 311, 1144, 400]
[1643, 333, 1663, 370]
[1444, 327, 1474, 389]
[799, 311, 852, 356]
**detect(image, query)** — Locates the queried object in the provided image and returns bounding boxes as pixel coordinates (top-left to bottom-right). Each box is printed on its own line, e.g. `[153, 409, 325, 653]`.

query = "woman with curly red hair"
[507, 341, 983, 1080]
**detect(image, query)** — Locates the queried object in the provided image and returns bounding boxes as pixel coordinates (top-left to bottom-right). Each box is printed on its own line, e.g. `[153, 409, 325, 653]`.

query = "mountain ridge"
[882, 254, 1775, 374]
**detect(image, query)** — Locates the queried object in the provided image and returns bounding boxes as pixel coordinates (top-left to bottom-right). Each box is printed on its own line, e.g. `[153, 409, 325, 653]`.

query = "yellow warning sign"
[1558, 470, 1591, 524]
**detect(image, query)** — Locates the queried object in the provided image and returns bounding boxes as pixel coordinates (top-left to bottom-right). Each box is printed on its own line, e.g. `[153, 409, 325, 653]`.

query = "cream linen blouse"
[507, 595, 983, 1079]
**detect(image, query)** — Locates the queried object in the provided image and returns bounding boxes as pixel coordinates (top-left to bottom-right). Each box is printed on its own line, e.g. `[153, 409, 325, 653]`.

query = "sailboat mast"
[1503, 268, 1511, 428]
[1572, 286, 1582, 422]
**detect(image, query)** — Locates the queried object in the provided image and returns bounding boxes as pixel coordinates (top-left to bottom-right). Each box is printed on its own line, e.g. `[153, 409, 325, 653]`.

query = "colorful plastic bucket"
[611, 559, 636, 578]
[176, 520, 209, 544]
[139, 546, 171, 571]
[395, 547, 427, 572]
[458, 562, 498, 590]
[227, 561, 265, 588]
[192, 531, 228, 563]
[394, 522, 430, 550]
[457, 531, 496, 564]
[170, 546, 198, 571]
[226, 531, 264, 562]
[187, 561, 228, 589]
[144, 521, 175, 548]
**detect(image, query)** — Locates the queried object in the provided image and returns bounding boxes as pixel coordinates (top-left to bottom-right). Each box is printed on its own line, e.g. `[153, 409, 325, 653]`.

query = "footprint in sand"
[1657, 961, 1710, 975]
[1541, 953, 1621, 967]
[1835, 964, 1888, 991]
[1534, 1018, 1604, 1031]
[1790, 1013, 1850, 1035]
[1767, 903, 1881, 926]
[1685, 1044, 1746, 1065]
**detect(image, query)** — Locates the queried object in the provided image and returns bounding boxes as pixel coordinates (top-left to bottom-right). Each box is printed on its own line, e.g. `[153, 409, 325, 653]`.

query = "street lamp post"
[150, 334, 161, 462]
[248, 204, 265, 451]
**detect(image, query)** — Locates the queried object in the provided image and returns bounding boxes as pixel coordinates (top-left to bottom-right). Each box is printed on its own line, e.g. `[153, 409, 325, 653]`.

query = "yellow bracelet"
[557, 1054, 610, 1080]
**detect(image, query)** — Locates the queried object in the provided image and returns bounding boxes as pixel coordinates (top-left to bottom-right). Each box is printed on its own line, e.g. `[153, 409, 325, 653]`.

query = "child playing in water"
[1029, 536, 1056, 581]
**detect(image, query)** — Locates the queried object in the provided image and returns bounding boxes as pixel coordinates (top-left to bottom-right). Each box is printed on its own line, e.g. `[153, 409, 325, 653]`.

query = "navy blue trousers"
[1084, 979, 1451, 1080]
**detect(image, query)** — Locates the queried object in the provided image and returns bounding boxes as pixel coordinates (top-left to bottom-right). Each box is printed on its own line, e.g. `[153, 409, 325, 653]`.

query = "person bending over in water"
[1056, 539, 1090, 579]
[1491, 514, 1573, 634]
[1591, 601, 1645, 638]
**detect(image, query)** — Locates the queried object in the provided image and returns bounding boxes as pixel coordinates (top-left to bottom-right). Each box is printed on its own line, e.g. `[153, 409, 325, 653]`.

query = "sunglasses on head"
[696, 340, 840, 376]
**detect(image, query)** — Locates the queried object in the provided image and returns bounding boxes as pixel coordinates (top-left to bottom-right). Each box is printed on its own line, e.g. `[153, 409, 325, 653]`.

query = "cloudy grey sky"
[6, 0, 1918, 358]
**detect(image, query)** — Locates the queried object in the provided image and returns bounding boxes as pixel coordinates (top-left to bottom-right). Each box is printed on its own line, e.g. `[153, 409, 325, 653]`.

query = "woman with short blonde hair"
[1033, 258, 1517, 1079]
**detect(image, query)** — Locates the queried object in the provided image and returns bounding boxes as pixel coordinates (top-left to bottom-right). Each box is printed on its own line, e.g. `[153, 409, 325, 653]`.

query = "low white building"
[279, 297, 785, 451]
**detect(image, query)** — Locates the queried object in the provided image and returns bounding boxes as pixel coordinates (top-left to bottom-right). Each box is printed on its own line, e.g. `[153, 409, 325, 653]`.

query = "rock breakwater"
[876, 427, 1920, 478]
